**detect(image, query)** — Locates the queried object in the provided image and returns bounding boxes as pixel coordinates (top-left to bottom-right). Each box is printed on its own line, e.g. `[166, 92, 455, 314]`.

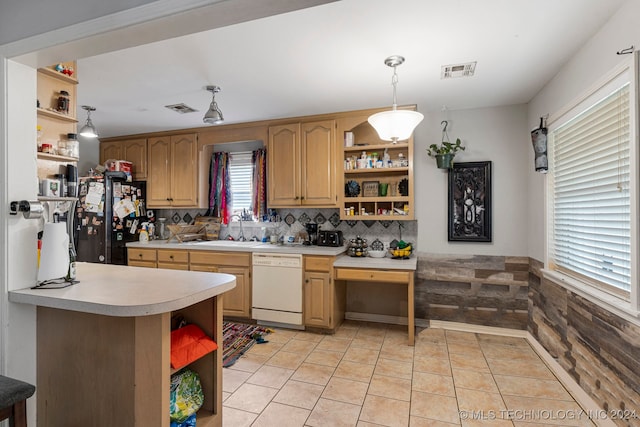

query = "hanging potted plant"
[426, 121, 465, 169]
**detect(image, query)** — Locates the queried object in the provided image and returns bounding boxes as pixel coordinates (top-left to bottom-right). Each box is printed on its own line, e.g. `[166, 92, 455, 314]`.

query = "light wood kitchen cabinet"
[157, 249, 189, 270]
[147, 133, 198, 208]
[304, 255, 344, 329]
[338, 110, 415, 220]
[268, 119, 338, 207]
[100, 138, 148, 180]
[127, 247, 157, 268]
[100, 141, 122, 162]
[189, 251, 252, 319]
[127, 247, 252, 319]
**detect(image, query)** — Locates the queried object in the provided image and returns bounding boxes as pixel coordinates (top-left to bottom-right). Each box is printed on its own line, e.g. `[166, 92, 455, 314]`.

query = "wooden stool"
[0, 376, 35, 427]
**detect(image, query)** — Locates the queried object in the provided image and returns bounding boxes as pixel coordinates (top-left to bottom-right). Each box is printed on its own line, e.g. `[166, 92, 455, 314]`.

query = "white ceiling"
[76, 0, 625, 138]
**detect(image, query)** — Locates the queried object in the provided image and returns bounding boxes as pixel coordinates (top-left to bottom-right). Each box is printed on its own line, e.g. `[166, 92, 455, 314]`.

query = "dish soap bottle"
[139, 222, 149, 243]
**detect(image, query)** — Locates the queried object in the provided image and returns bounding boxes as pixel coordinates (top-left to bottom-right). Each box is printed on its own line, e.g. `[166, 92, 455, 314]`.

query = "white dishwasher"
[252, 252, 304, 327]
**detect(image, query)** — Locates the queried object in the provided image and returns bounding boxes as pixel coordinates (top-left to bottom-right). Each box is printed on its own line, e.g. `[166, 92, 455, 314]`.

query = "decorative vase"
[435, 153, 454, 169]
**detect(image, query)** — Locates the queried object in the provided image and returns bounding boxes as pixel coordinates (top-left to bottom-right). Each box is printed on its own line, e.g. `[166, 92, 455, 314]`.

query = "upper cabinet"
[268, 119, 337, 207]
[147, 133, 198, 208]
[100, 138, 148, 180]
[36, 62, 79, 183]
[337, 111, 415, 220]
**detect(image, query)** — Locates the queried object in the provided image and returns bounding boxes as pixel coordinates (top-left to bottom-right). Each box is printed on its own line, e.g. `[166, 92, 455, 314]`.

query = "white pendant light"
[79, 105, 98, 138]
[368, 56, 424, 143]
[203, 85, 224, 125]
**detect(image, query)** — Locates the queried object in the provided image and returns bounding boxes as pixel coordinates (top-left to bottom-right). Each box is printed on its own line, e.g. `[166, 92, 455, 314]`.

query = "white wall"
[414, 104, 530, 256]
[527, 0, 640, 261]
[0, 0, 160, 45]
[5, 59, 39, 418]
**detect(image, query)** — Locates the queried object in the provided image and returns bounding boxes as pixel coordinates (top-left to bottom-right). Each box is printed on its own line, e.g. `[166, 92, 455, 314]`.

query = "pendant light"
[368, 56, 424, 143]
[79, 105, 98, 138]
[203, 85, 224, 125]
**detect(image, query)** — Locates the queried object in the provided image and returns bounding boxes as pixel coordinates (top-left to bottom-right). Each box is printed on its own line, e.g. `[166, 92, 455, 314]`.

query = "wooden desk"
[334, 256, 416, 345]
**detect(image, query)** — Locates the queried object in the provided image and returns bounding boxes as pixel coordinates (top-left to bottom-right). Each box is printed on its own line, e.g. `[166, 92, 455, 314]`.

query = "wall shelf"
[37, 152, 78, 162]
[344, 142, 410, 152]
[37, 107, 77, 123]
[344, 167, 409, 174]
[37, 66, 78, 84]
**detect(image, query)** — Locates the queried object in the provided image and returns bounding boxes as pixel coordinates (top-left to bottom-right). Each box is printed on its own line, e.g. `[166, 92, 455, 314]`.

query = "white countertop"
[127, 240, 347, 256]
[333, 254, 417, 271]
[8, 262, 236, 317]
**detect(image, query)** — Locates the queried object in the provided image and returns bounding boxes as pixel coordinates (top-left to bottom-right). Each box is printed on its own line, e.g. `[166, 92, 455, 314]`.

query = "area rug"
[223, 322, 272, 368]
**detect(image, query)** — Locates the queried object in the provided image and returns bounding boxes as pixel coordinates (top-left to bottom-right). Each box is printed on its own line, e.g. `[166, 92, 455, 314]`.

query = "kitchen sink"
[190, 240, 258, 247]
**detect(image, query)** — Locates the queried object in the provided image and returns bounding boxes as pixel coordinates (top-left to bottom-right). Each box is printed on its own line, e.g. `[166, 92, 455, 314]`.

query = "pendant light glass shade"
[79, 105, 98, 138]
[368, 109, 424, 142]
[203, 85, 224, 125]
[368, 56, 423, 143]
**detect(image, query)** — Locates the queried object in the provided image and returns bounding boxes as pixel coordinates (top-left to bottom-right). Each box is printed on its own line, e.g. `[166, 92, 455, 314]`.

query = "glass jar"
[66, 133, 79, 158]
[56, 139, 68, 156]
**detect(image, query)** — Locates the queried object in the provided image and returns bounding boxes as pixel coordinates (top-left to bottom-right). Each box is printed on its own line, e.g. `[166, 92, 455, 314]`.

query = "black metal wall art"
[448, 161, 492, 242]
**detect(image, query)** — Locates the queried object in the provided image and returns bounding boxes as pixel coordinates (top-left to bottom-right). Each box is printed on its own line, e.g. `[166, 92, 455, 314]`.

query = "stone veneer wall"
[415, 254, 529, 329]
[528, 259, 640, 427]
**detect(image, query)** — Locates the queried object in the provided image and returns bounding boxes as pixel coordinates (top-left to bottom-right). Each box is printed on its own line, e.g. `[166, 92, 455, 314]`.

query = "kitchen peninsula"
[9, 262, 235, 427]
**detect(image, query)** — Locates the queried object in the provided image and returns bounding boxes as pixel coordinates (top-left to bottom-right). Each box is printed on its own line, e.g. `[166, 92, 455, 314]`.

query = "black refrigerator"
[75, 171, 148, 265]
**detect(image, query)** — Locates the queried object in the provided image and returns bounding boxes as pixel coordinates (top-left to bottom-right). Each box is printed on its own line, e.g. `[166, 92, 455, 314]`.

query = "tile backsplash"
[153, 208, 417, 250]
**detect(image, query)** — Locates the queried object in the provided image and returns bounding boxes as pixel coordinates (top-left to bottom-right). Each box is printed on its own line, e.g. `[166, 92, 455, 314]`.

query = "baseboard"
[345, 311, 429, 328]
[427, 320, 615, 427]
[428, 320, 528, 338]
[525, 332, 616, 427]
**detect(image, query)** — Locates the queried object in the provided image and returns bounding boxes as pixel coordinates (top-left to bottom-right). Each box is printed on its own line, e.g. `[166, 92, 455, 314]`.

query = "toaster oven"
[317, 230, 343, 247]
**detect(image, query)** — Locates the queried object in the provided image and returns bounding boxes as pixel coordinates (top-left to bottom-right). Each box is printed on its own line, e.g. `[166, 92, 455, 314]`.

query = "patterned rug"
[223, 322, 272, 368]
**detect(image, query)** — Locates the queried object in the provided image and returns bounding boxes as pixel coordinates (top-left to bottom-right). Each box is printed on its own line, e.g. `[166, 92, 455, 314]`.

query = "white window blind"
[550, 82, 630, 294]
[228, 151, 253, 214]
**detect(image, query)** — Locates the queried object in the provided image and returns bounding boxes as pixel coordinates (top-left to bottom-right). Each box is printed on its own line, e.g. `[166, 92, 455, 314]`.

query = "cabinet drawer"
[305, 256, 333, 272]
[335, 268, 411, 283]
[157, 249, 189, 264]
[190, 264, 220, 273]
[128, 260, 156, 268]
[157, 262, 189, 271]
[128, 248, 157, 262]
[189, 251, 251, 267]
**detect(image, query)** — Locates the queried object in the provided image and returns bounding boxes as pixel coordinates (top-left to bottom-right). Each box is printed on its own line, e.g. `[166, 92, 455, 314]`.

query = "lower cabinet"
[157, 249, 189, 270]
[127, 247, 157, 268]
[190, 251, 252, 319]
[303, 255, 345, 329]
[128, 248, 253, 320]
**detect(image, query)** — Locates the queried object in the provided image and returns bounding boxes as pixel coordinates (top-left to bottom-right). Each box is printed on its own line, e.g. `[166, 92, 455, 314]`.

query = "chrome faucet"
[230, 215, 246, 241]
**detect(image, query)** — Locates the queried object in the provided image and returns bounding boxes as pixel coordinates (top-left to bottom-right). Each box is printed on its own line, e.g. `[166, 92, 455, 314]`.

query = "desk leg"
[408, 273, 415, 346]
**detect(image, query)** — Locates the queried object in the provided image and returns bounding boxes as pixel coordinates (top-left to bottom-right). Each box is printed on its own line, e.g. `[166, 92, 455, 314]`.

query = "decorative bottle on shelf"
[66, 242, 77, 282]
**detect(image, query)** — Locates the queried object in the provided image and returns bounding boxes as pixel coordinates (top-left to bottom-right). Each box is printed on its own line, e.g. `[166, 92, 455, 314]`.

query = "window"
[548, 63, 635, 299]
[228, 151, 253, 215]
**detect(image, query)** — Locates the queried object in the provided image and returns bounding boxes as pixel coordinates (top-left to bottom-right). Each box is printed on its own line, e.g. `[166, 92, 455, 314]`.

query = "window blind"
[551, 83, 630, 293]
[229, 151, 253, 213]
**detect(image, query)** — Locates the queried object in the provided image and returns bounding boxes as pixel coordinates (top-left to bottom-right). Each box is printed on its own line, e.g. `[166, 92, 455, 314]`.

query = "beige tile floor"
[222, 321, 596, 427]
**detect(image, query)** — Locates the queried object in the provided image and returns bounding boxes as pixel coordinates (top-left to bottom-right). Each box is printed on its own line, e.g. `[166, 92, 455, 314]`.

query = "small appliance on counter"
[317, 230, 343, 247]
[304, 222, 318, 245]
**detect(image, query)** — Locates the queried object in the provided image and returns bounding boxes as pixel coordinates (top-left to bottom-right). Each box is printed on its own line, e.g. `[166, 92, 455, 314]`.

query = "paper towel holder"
[9, 200, 45, 219]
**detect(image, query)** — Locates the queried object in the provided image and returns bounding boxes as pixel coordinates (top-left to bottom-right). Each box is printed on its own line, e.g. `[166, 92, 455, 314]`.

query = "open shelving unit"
[37, 61, 78, 182]
[338, 113, 415, 220]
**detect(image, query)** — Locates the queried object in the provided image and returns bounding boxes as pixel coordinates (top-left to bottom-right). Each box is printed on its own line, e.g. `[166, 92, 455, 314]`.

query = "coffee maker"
[305, 222, 318, 245]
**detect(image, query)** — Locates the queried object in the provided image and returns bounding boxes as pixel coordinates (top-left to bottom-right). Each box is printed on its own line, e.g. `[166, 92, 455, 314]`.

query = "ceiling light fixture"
[203, 85, 224, 125]
[368, 56, 424, 143]
[79, 105, 98, 138]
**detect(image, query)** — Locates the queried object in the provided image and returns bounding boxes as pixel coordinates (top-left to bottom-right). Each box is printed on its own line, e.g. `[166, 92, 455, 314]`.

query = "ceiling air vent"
[441, 62, 477, 79]
[165, 103, 197, 114]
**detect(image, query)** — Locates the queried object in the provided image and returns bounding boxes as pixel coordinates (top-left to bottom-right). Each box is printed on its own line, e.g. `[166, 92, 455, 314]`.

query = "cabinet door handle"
[294, 196, 299, 200]
[169, 255, 174, 259]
